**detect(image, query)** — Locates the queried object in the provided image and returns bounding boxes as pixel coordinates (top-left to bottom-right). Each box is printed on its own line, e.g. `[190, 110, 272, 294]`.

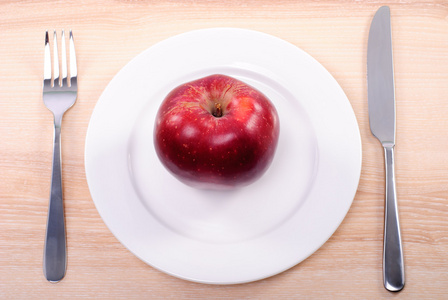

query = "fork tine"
[53, 30, 60, 87]
[44, 31, 52, 89]
[69, 30, 77, 86]
[61, 30, 68, 87]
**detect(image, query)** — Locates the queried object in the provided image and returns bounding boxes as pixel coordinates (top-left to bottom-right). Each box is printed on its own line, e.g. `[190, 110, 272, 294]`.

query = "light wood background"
[1, 0, 447, 298]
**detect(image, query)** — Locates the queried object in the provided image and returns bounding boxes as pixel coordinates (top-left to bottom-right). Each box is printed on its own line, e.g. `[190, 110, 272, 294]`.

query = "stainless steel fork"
[42, 30, 77, 283]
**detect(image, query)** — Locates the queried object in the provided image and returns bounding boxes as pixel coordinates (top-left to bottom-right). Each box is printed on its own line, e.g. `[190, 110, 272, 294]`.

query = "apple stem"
[213, 103, 223, 117]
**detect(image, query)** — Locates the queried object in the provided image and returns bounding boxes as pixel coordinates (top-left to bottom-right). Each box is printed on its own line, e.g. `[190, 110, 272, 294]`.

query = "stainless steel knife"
[367, 6, 405, 292]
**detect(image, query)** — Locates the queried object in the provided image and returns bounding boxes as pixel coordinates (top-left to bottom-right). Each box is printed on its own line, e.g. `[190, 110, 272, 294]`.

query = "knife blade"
[367, 6, 405, 292]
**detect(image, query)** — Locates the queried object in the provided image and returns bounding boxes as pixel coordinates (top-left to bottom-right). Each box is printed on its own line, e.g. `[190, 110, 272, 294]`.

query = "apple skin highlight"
[154, 74, 280, 190]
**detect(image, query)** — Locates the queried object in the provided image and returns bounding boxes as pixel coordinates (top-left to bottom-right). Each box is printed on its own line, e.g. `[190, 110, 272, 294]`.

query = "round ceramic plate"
[85, 28, 362, 284]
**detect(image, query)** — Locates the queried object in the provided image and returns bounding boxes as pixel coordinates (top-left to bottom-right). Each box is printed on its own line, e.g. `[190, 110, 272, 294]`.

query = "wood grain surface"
[1, 0, 447, 298]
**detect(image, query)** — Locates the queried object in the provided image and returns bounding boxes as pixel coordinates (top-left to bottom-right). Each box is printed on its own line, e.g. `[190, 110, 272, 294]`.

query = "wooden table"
[1, 0, 447, 298]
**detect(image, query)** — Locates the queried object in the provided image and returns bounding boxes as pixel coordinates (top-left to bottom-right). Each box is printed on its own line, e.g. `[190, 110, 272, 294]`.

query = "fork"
[42, 30, 77, 282]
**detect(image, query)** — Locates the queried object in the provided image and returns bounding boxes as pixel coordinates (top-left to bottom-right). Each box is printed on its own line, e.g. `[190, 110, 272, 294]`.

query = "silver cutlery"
[42, 30, 77, 282]
[367, 6, 405, 292]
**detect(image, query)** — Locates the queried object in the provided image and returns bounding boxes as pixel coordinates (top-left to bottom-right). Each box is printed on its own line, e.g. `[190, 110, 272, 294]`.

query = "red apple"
[154, 74, 280, 189]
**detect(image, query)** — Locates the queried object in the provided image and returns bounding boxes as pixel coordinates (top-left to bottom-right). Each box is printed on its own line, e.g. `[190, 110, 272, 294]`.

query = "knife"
[367, 6, 405, 292]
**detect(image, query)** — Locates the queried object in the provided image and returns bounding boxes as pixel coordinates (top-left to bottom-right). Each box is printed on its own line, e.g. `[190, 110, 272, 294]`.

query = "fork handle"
[43, 125, 67, 282]
[383, 146, 405, 292]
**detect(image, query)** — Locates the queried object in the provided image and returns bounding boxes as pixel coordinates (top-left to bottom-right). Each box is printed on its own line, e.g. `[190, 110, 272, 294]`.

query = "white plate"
[85, 28, 362, 284]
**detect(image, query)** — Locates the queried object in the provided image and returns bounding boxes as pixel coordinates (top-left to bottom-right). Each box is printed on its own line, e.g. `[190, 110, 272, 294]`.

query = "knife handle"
[383, 146, 405, 292]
